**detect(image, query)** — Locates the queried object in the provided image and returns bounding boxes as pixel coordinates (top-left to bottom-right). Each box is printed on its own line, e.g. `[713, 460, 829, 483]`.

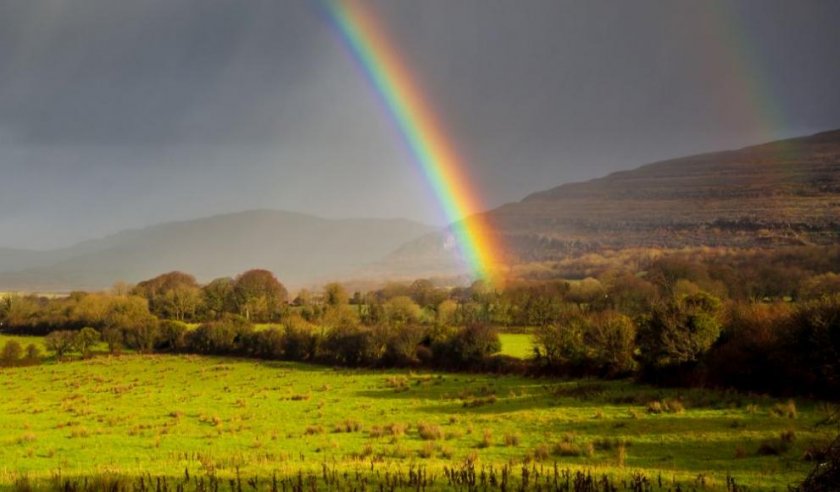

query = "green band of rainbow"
[321, 0, 502, 281]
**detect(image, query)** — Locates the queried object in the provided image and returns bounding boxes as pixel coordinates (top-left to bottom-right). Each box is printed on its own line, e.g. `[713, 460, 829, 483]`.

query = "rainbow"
[320, 0, 503, 282]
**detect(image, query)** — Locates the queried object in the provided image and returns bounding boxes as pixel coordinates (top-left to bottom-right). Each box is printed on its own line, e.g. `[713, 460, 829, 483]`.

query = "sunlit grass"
[498, 333, 534, 359]
[0, 350, 833, 490]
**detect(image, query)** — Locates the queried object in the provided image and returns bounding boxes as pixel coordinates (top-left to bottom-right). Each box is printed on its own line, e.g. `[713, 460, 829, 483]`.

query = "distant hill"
[0, 248, 53, 273]
[381, 129, 840, 273]
[4, 130, 839, 290]
[0, 210, 436, 291]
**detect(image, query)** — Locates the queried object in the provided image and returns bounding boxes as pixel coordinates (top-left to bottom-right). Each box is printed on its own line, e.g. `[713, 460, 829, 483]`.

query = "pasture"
[498, 333, 534, 359]
[0, 351, 835, 490]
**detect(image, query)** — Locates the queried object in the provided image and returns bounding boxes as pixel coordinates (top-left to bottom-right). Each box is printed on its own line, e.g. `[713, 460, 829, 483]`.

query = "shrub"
[637, 292, 722, 374]
[157, 320, 189, 351]
[282, 317, 321, 361]
[101, 327, 124, 354]
[242, 327, 285, 359]
[705, 302, 790, 393]
[1, 340, 23, 365]
[385, 423, 407, 437]
[532, 443, 550, 461]
[322, 324, 377, 366]
[616, 442, 627, 467]
[385, 324, 427, 365]
[76, 327, 100, 357]
[304, 425, 325, 436]
[504, 433, 521, 447]
[478, 428, 493, 448]
[584, 311, 637, 376]
[781, 295, 840, 399]
[552, 441, 583, 457]
[771, 400, 798, 419]
[418, 442, 436, 459]
[417, 422, 443, 441]
[334, 419, 363, 433]
[187, 317, 252, 354]
[121, 319, 161, 353]
[446, 323, 501, 367]
[664, 399, 685, 413]
[646, 399, 684, 414]
[45, 331, 78, 359]
[534, 312, 589, 370]
[757, 431, 795, 456]
[592, 438, 628, 451]
[799, 435, 840, 491]
[23, 343, 41, 363]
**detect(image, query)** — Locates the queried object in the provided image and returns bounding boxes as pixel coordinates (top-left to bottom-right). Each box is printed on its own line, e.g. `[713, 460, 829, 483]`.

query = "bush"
[322, 324, 377, 366]
[705, 302, 791, 393]
[76, 327, 100, 356]
[758, 430, 795, 456]
[798, 435, 840, 491]
[187, 316, 253, 355]
[242, 327, 285, 359]
[45, 330, 78, 359]
[101, 326, 124, 354]
[157, 320, 189, 351]
[637, 292, 722, 378]
[444, 324, 501, 367]
[552, 441, 583, 457]
[1, 340, 23, 365]
[24, 343, 41, 363]
[534, 312, 589, 370]
[385, 324, 427, 365]
[120, 318, 161, 353]
[647, 399, 684, 414]
[282, 316, 321, 361]
[782, 295, 840, 399]
[584, 311, 637, 376]
[416, 422, 443, 441]
[771, 400, 798, 419]
[532, 443, 550, 461]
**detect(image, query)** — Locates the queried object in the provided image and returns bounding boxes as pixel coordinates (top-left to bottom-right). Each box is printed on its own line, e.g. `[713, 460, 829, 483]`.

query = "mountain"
[382, 129, 840, 272]
[0, 210, 437, 291]
[0, 248, 53, 273]
[4, 130, 839, 290]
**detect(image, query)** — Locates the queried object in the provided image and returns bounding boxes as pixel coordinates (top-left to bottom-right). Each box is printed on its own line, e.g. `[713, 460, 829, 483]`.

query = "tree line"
[1, 246, 839, 399]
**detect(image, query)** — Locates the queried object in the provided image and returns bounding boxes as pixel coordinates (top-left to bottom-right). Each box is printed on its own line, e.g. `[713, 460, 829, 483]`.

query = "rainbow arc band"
[321, 0, 504, 282]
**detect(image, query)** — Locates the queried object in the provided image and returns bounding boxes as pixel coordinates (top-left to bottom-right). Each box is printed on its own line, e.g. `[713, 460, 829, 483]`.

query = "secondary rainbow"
[320, 0, 503, 281]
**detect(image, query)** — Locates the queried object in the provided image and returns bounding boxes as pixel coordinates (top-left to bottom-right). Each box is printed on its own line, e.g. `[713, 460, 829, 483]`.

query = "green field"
[498, 333, 534, 359]
[0, 334, 52, 356]
[0, 351, 835, 490]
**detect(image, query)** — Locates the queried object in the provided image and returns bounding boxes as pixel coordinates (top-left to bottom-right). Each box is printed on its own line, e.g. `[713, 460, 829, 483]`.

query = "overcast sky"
[1, 0, 839, 249]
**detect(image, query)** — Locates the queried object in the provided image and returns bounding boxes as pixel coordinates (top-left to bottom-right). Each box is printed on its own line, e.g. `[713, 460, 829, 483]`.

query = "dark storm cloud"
[0, 0, 333, 144]
[1, 0, 839, 248]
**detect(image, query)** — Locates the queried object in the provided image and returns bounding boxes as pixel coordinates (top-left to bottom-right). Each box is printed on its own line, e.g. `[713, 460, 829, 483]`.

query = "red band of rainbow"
[321, 0, 503, 282]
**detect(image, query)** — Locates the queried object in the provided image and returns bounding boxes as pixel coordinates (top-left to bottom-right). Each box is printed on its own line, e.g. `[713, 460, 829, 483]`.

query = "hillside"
[381, 129, 840, 273]
[494, 129, 840, 260]
[0, 248, 53, 273]
[0, 210, 436, 290]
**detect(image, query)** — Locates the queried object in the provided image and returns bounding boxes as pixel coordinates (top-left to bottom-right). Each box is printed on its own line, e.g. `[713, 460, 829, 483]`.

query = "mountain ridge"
[0, 210, 437, 291]
[379, 129, 840, 274]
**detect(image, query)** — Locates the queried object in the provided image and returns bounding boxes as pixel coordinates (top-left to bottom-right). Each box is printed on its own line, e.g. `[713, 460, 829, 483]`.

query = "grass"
[0, 350, 835, 489]
[0, 334, 52, 356]
[0, 333, 112, 359]
[498, 333, 534, 359]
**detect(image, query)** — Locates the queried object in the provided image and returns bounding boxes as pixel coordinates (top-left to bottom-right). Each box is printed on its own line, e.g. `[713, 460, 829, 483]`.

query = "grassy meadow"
[498, 333, 534, 359]
[0, 343, 835, 490]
